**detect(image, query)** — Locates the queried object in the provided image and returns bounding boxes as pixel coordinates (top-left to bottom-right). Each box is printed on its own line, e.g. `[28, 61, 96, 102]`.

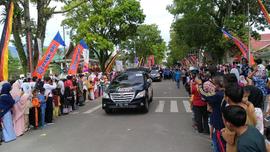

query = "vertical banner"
[83, 49, 89, 73]
[0, 2, 14, 81]
[68, 40, 89, 75]
[37, 38, 42, 60]
[105, 52, 119, 74]
[258, 0, 270, 24]
[32, 32, 66, 78]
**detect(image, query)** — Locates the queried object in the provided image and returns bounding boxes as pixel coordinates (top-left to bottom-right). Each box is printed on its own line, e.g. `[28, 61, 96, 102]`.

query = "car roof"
[126, 67, 151, 73]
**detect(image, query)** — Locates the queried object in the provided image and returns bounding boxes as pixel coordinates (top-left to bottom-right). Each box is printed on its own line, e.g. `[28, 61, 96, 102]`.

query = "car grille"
[110, 92, 135, 103]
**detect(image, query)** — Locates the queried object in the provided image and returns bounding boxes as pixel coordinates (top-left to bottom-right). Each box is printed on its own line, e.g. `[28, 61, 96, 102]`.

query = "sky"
[0, 0, 174, 47]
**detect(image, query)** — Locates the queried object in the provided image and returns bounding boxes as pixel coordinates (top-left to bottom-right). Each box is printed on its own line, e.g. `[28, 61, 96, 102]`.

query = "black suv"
[102, 71, 153, 113]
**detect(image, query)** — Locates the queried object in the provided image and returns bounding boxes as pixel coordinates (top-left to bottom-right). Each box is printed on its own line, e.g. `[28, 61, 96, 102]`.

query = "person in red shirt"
[190, 70, 209, 134]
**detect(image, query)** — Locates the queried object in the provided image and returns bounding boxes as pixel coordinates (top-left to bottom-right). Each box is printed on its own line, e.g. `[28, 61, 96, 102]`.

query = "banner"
[105, 52, 119, 74]
[83, 49, 89, 73]
[0, 2, 14, 81]
[138, 57, 144, 67]
[32, 32, 65, 78]
[68, 40, 88, 75]
[222, 28, 255, 65]
[258, 0, 270, 24]
[148, 55, 155, 67]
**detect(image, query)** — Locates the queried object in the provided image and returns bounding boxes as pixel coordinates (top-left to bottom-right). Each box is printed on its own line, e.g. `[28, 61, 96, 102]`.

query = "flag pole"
[248, 3, 251, 64]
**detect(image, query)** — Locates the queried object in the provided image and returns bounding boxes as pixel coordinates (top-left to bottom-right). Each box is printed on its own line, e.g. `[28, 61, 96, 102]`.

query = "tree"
[168, 0, 270, 63]
[63, 0, 145, 72]
[1, 0, 89, 74]
[121, 24, 167, 64]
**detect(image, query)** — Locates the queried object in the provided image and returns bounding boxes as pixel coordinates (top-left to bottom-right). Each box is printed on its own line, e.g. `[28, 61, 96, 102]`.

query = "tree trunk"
[33, 0, 48, 69]
[23, 0, 33, 73]
[12, 4, 28, 74]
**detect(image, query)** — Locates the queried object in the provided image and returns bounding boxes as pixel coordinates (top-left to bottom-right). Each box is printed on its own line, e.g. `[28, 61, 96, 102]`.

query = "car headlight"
[103, 92, 110, 99]
[135, 90, 145, 99]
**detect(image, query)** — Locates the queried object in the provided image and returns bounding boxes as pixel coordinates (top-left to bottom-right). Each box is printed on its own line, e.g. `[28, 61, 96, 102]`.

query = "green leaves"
[63, 0, 145, 72]
[168, 0, 270, 64]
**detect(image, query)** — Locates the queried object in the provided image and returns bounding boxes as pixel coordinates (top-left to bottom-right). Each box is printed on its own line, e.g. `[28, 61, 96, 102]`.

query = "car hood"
[107, 83, 144, 93]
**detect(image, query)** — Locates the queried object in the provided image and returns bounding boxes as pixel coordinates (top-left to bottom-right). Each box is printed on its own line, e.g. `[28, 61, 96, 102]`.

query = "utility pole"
[63, 25, 66, 73]
[248, 3, 251, 65]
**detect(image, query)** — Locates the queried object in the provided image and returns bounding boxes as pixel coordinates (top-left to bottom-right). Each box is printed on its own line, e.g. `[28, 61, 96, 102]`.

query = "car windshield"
[150, 70, 159, 74]
[111, 72, 144, 86]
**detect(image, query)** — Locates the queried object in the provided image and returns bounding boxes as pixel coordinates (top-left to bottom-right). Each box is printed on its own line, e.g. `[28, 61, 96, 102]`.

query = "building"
[251, 33, 270, 61]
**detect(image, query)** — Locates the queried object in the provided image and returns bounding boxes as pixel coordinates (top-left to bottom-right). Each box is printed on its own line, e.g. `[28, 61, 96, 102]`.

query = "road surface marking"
[83, 104, 102, 114]
[155, 100, 165, 112]
[154, 97, 189, 99]
[183, 100, 192, 113]
[170, 100, 178, 112]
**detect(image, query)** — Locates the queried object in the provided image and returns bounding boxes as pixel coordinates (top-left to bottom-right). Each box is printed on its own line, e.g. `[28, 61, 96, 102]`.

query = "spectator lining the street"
[44, 77, 57, 124]
[38, 88, 46, 128]
[222, 105, 266, 152]
[1, 83, 16, 142]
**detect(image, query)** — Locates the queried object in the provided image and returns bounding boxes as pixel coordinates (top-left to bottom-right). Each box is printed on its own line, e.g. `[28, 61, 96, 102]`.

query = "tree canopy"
[121, 24, 166, 65]
[167, 0, 270, 64]
[63, 0, 145, 72]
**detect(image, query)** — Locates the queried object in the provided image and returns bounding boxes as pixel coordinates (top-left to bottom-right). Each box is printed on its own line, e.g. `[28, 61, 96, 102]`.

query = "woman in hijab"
[0, 82, 16, 142]
[11, 80, 31, 136]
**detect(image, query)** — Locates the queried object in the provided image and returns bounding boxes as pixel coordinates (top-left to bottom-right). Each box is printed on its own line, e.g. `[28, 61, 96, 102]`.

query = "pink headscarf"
[10, 80, 22, 102]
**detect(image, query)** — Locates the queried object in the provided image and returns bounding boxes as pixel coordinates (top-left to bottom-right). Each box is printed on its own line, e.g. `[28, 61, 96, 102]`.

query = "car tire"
[142, 98, 149, 113]
[105, 108, 113, 114]
[150, 90, 153, 102]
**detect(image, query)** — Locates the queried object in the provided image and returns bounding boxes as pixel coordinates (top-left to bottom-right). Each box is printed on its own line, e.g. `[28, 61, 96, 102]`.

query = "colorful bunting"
[222, 28, 255, 65]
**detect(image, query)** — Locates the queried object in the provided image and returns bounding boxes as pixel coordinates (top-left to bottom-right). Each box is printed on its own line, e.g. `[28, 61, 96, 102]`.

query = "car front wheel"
[142, 98, 149, 113]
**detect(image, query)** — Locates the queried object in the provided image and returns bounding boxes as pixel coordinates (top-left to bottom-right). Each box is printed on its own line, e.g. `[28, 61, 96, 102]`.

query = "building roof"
[251, 33, 270, 52]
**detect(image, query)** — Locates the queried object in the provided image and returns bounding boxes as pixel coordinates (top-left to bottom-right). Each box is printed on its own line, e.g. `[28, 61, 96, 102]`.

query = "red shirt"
[191, 81, 207, 107]
[64, 80, 74, 89]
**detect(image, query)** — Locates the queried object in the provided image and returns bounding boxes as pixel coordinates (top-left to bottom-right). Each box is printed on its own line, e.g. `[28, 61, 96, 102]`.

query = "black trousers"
[193, 105, 209, 133]
[45, 97, 53, 123]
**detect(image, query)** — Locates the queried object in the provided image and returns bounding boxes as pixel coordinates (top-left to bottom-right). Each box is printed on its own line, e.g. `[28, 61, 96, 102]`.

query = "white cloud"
[140, 0, 174, 44]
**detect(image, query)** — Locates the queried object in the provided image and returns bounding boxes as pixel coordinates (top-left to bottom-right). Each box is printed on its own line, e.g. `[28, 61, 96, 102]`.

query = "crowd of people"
[176, 58, 270, 152]
[0, 72, 112, 145]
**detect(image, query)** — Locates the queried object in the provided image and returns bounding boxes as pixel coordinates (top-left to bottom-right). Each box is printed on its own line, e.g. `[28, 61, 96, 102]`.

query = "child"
[38, 88, 46, 128]
[88, 80, 95, 100]
[24, 93, 33, 131]
[31, 89, 40, 129]
[52, 89, 61, 119]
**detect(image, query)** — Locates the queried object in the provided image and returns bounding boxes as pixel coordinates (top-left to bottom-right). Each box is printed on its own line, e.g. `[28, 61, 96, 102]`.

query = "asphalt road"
[1, 80, 211, 152]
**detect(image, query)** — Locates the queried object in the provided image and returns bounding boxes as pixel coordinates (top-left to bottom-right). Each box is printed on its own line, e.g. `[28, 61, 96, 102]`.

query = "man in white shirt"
[29, 76, 38, 91]
[21, 78, 32, 94]
[43, 77, 57, 123]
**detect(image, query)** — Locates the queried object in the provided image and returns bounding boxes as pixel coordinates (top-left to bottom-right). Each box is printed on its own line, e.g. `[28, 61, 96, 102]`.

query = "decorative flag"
[83, 48, 90, 73]
[258, 0, 270, 24]
[105, 52, 119, 74]
[68, 40, 88, 75]
[134, 56, 139, 66]
[0, 2, 14, 81]
[222, 28, 255, 65]
[138, 57, 145, 67]
[148, 55, 155, 67]
[32, 32, 65, 78]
